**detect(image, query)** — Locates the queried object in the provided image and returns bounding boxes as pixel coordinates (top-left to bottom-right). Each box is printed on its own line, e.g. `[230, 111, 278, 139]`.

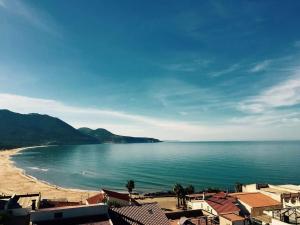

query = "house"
[188, 192, 240, 216]
[30, 203, 112, 225]
[109, 202, 170, 225]
[86, 189, 139, 206]
[242, 184, 300, 208]
[230, 192, 282, 217]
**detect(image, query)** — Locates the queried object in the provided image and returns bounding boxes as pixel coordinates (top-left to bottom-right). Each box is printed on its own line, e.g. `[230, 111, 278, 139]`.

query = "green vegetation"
[0, 110, 98, 149]
[0, 110, 161, 149]
[126, 180, 135, 198]
[173, 183, 195, 208]
[78, 127, 160, 143]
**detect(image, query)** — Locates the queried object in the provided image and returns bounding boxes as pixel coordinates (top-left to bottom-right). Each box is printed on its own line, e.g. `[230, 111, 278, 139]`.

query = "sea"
[11, 141, 300, 193]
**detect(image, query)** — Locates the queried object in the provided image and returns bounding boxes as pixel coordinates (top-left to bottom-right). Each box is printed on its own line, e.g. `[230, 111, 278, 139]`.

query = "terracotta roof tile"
[231, 192, 282, 208]
[109, 203, 170, 225]
[206, 193, 240, 214]
[86, 193, 105, 205]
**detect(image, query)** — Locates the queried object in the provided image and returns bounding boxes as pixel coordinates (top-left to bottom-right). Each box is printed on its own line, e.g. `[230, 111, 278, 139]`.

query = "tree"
[126, 180, 135, 198]
[173, 183, 183, 208]
[185, 185, 195, 195]
[235, 182, 243, 192]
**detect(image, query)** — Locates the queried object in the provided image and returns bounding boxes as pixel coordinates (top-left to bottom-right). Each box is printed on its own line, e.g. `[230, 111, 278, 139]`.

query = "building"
[231, 192, 283, 225]
[188, 192, 240, 217]
[242, 184, 300, 208]
[109, 202, 170, 225]
[0, 193, 41, 225]
[86, 189, 139, 206]
[30, 203, 112, 225]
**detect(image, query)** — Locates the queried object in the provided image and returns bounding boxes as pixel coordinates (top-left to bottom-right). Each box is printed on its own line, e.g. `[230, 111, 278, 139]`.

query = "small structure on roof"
[219, 213, 247, 225]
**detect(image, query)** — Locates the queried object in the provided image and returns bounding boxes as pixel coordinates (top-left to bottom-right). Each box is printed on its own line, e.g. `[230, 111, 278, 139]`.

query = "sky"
[1, 0, 300, 141]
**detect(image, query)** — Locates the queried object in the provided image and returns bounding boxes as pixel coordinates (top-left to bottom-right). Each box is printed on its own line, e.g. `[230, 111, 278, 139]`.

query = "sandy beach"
[0, 147, 97, 202]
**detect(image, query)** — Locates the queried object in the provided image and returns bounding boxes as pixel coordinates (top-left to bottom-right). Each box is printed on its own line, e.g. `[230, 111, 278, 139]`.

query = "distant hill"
[78, 127, 161, 143]
[0, 110, 161, 149]
[0, 109, 98, 149]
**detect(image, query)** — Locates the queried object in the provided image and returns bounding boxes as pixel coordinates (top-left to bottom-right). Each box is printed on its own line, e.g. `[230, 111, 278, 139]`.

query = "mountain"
[0, 110, 161, 149]
[0, 110, 98, 149]
[78, 127, 161, 143]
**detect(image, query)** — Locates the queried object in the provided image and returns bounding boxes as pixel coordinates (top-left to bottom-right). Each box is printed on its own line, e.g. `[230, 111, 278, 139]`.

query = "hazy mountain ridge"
[78, 127, 161, 143]
[0, 110, 160, 149]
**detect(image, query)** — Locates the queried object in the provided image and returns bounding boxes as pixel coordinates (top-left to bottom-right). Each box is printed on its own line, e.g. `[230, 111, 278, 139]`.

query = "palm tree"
[183, 185, 195, 207]
[185, 185, 195, 195]
[173, 183, 183, 208]
[126, 180, 135, 198]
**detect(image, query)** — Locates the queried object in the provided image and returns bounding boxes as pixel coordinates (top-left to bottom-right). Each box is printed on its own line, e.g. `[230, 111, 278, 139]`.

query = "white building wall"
[242, 184, 258, 193]
[31, 204, 108, 222]
[272, 218, 290, 225]
[187, 200, 217, 215]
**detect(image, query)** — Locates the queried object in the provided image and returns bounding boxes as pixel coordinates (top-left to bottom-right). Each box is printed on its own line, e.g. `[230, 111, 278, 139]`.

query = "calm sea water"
[12, 142, 300, 192]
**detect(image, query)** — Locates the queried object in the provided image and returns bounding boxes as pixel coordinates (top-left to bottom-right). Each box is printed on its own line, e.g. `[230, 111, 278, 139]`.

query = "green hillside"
[78, 127, 161, 143]
[0, 110, 98, 149]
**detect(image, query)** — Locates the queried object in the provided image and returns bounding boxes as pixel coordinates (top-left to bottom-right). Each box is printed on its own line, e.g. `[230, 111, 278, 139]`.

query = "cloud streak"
[1, 93, 299, 141]
[0, 0, 61, 37]
[250, 60, 271, 73]
[238, 72, 300, 113]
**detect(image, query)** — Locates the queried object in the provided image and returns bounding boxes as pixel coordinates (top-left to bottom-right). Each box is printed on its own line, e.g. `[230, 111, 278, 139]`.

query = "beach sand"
[0, 148, 97, 202]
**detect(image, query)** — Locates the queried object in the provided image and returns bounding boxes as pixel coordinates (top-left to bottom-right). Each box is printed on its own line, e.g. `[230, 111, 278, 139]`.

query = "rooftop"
[86, 193, 105, 205]
[205, 193, 240, 214]
[109, 203, 170, 225]
[231, 192, 282, 208]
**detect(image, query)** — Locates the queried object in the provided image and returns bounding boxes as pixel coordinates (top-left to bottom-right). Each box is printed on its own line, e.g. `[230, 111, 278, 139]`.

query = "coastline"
[0, 147, 97, 202]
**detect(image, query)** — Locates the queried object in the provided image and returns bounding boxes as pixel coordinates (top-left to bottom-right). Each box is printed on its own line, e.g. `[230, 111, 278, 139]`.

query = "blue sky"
[1, 0, 300, 140]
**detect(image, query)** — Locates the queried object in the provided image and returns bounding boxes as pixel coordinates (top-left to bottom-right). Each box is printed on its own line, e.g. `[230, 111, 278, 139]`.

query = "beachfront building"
[231, 192, 282, 225]
[242, 184, 300, 208]
[0, 193, 41, 225]
[187, 192, 240, 216]
[30, 203, 112, 225]
[86, 189, 139, 206]
[231, 192, 282, 216]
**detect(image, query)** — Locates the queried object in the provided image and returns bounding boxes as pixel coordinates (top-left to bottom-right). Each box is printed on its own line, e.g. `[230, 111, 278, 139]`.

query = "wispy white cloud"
[230, 110, 300, 126]
[164, 59, 212, 72]
[0, 0, 6, 8]
[238, 72, 300, 113]
[294, 40, 300, 48]
[1, 93, 299, 141]
[0, 0, 61, 37]
[209, 63, 240, 77]
[250, 60, 271, 73]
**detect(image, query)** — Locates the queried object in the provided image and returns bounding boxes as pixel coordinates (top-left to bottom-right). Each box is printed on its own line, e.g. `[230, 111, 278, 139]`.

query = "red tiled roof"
[109, 203, 170, 225]
[86, 193, 105, 205]
[102, 189, 130, 202]
[206, 193, 240, 214]
[102, 189, 140, 205]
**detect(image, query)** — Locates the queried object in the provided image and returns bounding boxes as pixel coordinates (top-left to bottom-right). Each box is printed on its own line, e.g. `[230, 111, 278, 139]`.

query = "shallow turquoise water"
[12, 142, 300, 192]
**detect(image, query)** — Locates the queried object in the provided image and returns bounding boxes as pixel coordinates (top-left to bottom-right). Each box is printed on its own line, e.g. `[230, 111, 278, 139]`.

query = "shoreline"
[0, 147, 97, 202]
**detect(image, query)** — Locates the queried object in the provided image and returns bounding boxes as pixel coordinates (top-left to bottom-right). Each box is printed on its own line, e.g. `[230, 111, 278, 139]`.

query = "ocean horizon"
[11, 141, 300, 193]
